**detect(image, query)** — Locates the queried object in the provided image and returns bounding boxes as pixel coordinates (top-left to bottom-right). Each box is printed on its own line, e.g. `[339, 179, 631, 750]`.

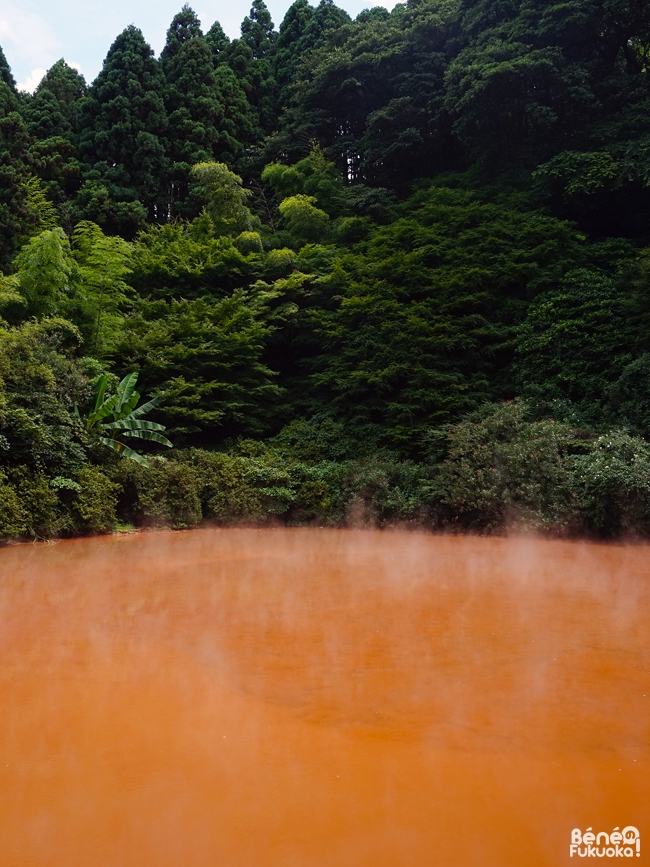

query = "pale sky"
[0, 0, 396, 92]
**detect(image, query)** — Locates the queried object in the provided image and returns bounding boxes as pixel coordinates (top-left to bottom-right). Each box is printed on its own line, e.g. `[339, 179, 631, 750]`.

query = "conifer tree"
[274, 0, 314, 100]
[226, 0, 278, 134]
[162, 7, 217, 214]
[22, 61, 87, 203]
[162, 6, 257, 214]
[276, 0, 350, 81]
[301, 0, 351, 52]
[241, 0, 276, 59]
[206, 21, 231, 65]
[76, 26, 168, 233]
[159, 3, 203, 69]
[22, 60, 86, 141]
[205, 20, 262, 164]
[0, 46, 16, 93]
[0, 74, 34, 266]
[212, 64, 260, 165]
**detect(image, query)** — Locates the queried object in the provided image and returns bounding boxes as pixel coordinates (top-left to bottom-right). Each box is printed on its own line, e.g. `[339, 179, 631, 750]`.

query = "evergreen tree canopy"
[274, 0, 314, 98]
[22, 60, 86, 141]
[0, 81, 34, 266]
[161, 11, 226, 214]
[205, 21, 231, 64]
[21, 61, 87, 204]
[77, 26, 168, 231]
[0, 45, 17, 93]
[241, 0, 277, 59]
[160, 4, 204, 69]
[225, 0, 279, 134]
[274, 0, 446, 178]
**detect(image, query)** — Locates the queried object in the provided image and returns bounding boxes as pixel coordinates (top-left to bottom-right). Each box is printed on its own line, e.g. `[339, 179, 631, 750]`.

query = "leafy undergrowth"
[3, 402, 650, 544]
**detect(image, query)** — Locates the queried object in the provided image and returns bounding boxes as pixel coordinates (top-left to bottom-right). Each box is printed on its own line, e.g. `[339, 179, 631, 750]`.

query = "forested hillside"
[2, 0, 650, 539]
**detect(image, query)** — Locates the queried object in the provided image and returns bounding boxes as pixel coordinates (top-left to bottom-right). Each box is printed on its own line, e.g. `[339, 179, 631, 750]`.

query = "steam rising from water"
[0, 529, 648, 866]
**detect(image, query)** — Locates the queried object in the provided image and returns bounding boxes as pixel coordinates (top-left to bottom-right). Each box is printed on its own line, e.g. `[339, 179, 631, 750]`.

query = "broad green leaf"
[126, 396, 162, 419]
[118, 429, 173, 447]
[116, 371, 139, 413]
[102, 418, 167, 432]
[98, 436, 152, 466]
[92, 375, 109, 415]
[87, 392, 119, 428]
[116, 391, 140, 419]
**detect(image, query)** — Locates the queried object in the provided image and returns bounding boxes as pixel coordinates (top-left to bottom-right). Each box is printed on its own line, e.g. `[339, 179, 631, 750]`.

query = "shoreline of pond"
[3, 518, 650, 551]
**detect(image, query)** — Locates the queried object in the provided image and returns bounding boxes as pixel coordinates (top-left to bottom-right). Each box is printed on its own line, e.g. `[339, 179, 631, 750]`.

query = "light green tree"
[278, 194, 329, 244]
[12, 227, 76, 318]
[71, 221, 133, 357]
[191, 161, 253, 233]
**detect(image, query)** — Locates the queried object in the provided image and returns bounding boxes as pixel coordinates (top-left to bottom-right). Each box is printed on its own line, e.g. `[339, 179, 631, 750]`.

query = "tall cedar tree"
[76, 26, 168, 234]
[22, 61, 87, 203]
[0, 67, 35, 267]
[0, 45, 16, 91]
[162, 6, 222, 215]
[206, 21, 231, 63]
[274, 0, 314, 102]
[225, 0, 278, 135]
[205, 18, 262, 168]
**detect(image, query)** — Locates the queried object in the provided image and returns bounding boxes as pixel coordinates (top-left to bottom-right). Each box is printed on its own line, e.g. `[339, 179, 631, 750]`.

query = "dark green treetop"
[76, 26, 168, 231]
[225, 0, 279, 135]
[241, 0, 277, 59]
[206, 21, 231, 64]
[161, 12, 221, 215]
[273, 0, 445, 179]
[0, 45, 16, 92]
[274, 0, 351, 101]
[0, 79, 36, 266]
[20, 61, 87, 203]
[160, 4, 204, 69]
[274, 0, 314, 98]
[22, 60, 86, 141]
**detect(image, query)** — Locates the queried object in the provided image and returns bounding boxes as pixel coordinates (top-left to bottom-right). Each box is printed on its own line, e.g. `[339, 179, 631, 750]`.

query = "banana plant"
[84, 372, 172, 467]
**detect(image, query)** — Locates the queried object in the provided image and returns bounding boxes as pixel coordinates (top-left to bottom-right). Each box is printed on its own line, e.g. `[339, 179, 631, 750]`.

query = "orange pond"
[0, 528, 648, 866]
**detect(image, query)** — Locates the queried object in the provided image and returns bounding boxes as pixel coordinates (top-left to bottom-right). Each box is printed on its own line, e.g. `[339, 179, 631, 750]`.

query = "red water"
[0, 529, 648, 866]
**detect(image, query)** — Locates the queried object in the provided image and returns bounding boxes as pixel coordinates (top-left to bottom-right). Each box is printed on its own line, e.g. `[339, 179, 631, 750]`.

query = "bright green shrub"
[339, 460, 429, 526]
[0, 471, 28, 540]
[234, 231, 264, 254]
[433, 400, 581, 532]
[191, 447, 295, 522]
[573, 431, 650, 536]
[10, 468, 61, 537]
[73, 466, 119, 532]
[113, 459, 202, 529]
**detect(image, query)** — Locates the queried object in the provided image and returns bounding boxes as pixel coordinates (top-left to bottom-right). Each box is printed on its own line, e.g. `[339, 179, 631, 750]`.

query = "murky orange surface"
[0, 529, 648, 866]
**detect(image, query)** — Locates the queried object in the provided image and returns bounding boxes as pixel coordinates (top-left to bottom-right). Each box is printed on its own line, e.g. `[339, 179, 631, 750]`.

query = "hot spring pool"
[0, 528, 648, 865]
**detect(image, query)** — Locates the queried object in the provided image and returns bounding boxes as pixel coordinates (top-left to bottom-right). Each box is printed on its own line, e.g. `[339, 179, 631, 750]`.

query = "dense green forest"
[2, 0, 650, 539]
